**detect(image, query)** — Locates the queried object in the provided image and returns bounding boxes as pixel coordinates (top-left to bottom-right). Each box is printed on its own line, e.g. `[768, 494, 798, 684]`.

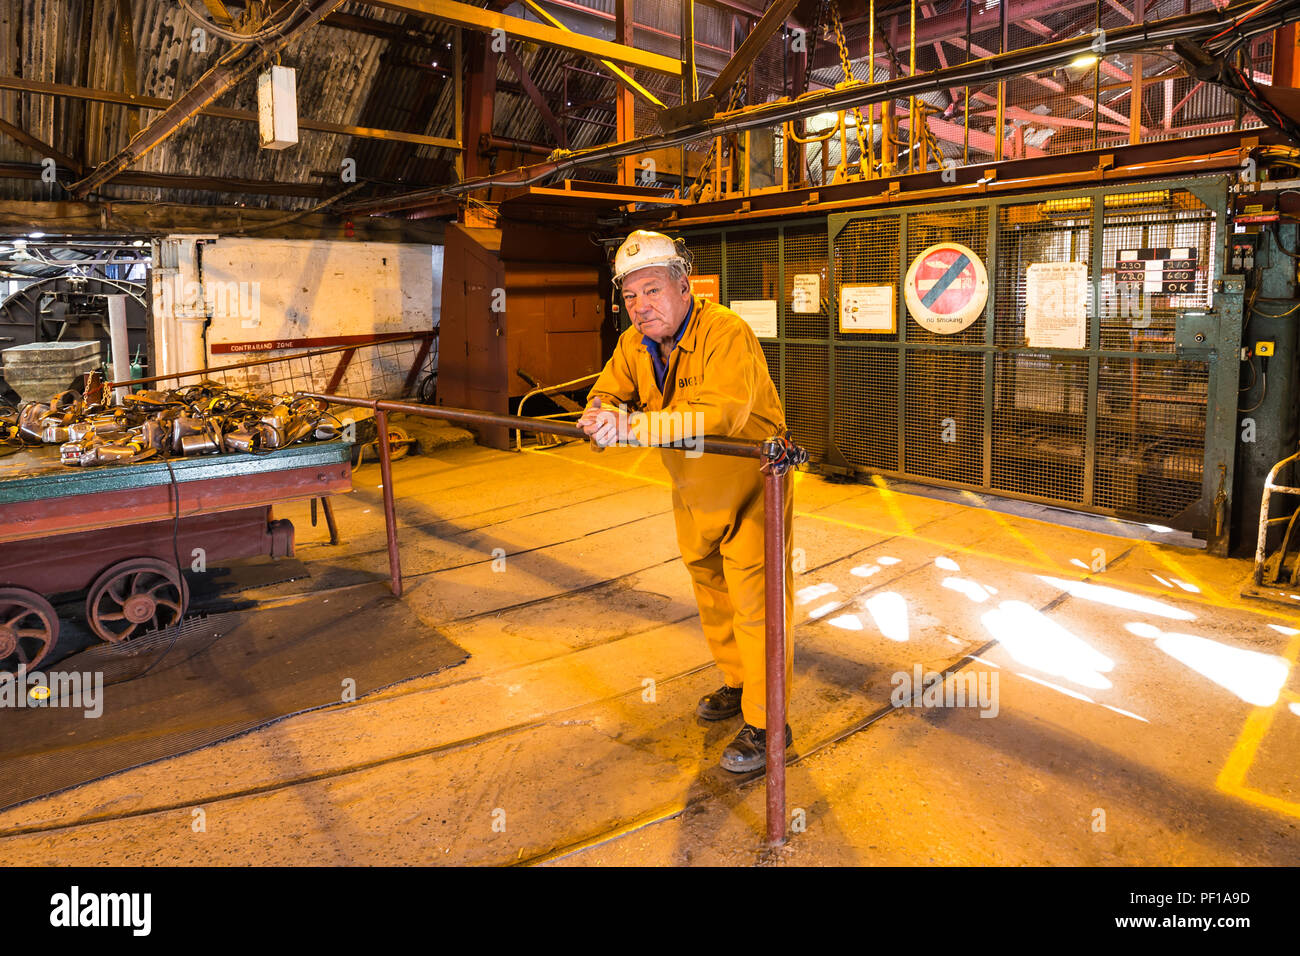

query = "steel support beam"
[0, 120, 83, 175]
[707, 0, 802, 98]
[454, 30, 465, 181]
[364, 0, 681, 75]
[519, 0, 665, 108]
[0, 199, 447, 241]
[464, 33, 499, 180]
[0, 160, 332, 197]
[503, 45, 568, 147]
[683, 0, 699, 104]
[0, 75, 462, 151]
[114, 0, 141, 138]
[323, 10, 443, 43]
[1274, 23, 1300, 87]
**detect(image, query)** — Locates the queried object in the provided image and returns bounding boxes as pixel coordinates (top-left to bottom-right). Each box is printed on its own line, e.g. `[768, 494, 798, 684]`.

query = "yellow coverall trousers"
[588, 295, 794, 729]
[669, 458, 793, 729]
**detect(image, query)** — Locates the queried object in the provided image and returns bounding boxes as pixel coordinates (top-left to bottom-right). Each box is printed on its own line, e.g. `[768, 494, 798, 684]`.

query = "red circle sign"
[904, 242, 988, 333]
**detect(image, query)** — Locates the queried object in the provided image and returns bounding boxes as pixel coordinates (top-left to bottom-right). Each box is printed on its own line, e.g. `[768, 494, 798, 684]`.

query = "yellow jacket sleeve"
[585, 335, 640, 413]
[646, 320, 757, 439]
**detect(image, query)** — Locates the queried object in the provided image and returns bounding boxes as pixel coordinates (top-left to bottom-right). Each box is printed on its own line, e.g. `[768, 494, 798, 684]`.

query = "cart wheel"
[0, 588, 60, 672]
[86, 558, 189, 644]
[387, 426, 411, 461]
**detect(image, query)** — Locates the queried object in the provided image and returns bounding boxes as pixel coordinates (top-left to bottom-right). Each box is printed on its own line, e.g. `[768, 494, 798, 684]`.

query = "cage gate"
[675, 175, 1241, 553]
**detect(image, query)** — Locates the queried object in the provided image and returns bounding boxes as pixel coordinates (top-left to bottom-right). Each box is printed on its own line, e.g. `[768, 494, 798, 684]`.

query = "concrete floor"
[0, 437, 1297, 866]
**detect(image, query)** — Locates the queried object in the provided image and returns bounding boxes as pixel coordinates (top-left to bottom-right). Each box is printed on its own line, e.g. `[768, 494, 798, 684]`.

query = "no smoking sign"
[904, 242, 989, 334]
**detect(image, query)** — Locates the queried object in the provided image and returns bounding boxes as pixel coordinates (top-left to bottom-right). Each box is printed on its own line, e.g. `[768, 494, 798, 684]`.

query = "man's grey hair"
[667, 259, 691, 288]
[667, 241, 694, 289]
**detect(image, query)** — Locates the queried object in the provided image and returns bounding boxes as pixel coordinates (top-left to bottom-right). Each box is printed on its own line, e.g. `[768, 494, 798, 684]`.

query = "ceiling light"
[1068, 54, 1098, 69]
[806, 111, 840, 132]
[27, 231, 45, 239]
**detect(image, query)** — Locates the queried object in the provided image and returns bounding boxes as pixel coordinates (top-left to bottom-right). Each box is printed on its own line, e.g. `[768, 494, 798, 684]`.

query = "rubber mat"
[0, 585, 468, 813]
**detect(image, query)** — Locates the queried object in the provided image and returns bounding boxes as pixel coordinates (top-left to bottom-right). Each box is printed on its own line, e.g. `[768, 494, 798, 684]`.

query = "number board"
[1114, 247, 1198, 295]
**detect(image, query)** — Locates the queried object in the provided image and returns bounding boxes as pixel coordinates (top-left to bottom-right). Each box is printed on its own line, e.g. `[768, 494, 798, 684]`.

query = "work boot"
[720, 723, 794, 773]
[696, 684, 744, 721]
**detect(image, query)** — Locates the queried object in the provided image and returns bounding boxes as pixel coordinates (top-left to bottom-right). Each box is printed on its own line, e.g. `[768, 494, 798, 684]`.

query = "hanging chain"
[827, 0, 868, 177]
[688, 78, 748, 202]
[875, 25, 942, 171]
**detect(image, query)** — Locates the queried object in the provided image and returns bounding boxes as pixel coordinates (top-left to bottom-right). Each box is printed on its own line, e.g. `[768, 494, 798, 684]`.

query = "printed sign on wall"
[691, 274, 720, 302]
[839, 285, 896, 333]
[791, 273, 822, 314]
[730, 299, 778, 338]
[1024, 262, 1088, 349]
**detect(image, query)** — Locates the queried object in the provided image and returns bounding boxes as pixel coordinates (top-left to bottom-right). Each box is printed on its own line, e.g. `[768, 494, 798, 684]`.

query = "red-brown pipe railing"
[298, 391, 805, 847]
[107, 331, 436, 391]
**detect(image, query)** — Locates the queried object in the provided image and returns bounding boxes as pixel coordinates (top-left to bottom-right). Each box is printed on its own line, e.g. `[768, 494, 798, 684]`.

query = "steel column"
[616, 0, 636, 186]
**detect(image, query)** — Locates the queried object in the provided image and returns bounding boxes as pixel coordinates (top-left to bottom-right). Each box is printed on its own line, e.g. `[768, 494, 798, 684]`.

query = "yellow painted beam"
[364, 0, 681, 76]
[519, 0, 665, 108]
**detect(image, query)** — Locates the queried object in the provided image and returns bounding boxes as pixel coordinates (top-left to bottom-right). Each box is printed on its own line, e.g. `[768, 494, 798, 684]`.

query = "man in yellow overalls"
[578, 230, 794, 772]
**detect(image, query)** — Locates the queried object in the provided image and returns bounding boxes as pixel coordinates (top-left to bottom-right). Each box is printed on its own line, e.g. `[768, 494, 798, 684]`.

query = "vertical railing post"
[375, 408, 403, 597]
[763, 452, 790, 847]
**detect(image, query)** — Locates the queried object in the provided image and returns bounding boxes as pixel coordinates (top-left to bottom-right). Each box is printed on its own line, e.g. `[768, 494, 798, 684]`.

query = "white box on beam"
[257, 65, 298, 150]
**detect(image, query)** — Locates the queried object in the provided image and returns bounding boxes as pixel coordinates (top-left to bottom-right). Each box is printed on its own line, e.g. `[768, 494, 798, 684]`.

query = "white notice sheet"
[839, 285, 896, 332]
[730, 299, 778, 338]
[791, 274, 821, 314]
[1024, 262, 1087, 349]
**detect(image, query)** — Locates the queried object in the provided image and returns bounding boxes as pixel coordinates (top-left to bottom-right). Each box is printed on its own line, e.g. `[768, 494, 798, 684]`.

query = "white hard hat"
[613, 230, 690, 285]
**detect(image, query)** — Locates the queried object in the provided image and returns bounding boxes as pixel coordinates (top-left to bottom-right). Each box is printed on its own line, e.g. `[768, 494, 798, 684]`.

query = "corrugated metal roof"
[0, 0, 1271, 216]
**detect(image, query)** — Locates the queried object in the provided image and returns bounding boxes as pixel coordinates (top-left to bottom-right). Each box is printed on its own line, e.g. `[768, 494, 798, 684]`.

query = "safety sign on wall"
[791, 273, 821, 314]
[691, 274, 720, 302]
[903, 242, 989, 334]
[839, 285, 896, 333]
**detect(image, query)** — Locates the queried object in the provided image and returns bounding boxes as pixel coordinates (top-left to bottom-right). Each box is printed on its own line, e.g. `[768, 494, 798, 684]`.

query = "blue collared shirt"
[643, 298, 694, 393]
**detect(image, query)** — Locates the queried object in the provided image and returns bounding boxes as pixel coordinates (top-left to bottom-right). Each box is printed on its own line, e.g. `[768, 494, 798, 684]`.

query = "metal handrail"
[1253, 448, 1300, 586]
[107, 331, 436, 390]
[514, 371, 599, 451]
[297, 390, 804, 847]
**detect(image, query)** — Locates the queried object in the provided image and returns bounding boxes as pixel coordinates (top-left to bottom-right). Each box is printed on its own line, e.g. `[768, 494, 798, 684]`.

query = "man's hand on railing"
[577, 396, 624, 448]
